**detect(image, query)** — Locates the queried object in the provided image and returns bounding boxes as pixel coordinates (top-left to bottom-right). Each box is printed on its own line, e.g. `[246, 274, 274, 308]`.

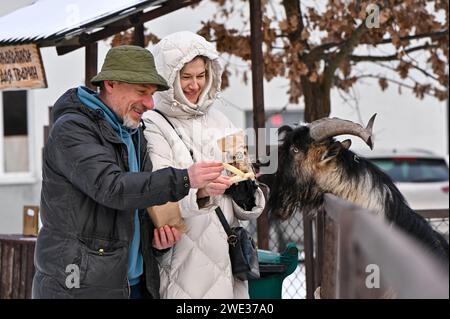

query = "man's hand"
[187, 161, 224, 189]
[152, 225, 181, 250]
[198, 175, 232, 197]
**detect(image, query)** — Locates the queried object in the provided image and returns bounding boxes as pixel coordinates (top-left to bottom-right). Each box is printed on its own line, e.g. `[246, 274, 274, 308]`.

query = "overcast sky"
[1, 0, 448, 156]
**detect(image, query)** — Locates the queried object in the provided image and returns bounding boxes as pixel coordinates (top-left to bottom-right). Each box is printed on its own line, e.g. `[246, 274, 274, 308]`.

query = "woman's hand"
[152, 225, 182, 250]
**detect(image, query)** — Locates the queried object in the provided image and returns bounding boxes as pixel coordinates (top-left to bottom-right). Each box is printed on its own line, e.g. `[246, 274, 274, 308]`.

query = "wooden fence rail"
[306, 194, 448, 299]
[0, 235, 36, 299]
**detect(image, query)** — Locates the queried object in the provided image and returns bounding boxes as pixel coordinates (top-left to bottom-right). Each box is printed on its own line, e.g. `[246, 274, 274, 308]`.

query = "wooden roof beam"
[55, 0, 200, 55]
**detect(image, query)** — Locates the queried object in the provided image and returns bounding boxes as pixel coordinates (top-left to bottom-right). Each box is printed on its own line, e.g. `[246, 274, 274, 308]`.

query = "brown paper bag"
[147, 202, 187, 233]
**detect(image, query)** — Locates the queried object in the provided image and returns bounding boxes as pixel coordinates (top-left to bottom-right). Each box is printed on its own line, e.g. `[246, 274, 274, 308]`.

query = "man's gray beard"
[123, 114, 140, 129]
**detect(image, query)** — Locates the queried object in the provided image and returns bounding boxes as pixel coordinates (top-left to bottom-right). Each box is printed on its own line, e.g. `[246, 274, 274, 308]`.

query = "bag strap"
[153, 109, 194, 161]
[214, 207, 232, 235]
[215, 207, 239, 246]
[153, 109, 178, 136]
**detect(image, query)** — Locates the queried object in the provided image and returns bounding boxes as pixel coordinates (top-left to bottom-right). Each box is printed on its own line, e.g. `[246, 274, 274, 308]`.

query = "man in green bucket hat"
[33, 45, 230, 299]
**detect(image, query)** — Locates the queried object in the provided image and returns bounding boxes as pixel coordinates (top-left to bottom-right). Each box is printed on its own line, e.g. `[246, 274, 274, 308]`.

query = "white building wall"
[0, 44, 87, 233]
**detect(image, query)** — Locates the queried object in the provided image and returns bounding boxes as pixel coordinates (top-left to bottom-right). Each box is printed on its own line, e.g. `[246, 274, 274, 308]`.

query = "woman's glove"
[225, 180, 258, 211]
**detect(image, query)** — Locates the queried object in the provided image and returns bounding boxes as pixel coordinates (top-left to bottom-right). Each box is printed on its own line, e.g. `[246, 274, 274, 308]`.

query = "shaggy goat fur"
[267, 125, 449, 262]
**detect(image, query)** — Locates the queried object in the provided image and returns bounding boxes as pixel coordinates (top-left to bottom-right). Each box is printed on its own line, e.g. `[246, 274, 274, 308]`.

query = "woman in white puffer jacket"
[143, 31, 265, 299]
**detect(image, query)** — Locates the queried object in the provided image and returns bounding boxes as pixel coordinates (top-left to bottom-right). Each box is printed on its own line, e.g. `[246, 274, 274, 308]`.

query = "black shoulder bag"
[215, 207, 260, 281]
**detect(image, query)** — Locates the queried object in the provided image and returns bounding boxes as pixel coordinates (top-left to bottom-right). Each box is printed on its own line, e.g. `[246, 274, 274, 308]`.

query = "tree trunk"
[301, 76, 331, 122]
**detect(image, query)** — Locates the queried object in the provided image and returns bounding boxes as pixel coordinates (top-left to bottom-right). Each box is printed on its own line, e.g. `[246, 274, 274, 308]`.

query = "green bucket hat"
[91, 45, 169, 91]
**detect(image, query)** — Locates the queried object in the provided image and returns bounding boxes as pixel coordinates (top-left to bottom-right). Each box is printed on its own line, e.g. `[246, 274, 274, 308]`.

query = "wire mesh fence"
[268, 213, 305, 299]
[246, 211, 306, 299]
[428, 217, 449, 242]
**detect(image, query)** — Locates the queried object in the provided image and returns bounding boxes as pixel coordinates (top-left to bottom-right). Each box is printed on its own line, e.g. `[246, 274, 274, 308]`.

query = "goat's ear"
[278, 125, 293, 143]
[320, 141, 346, 164]
[341, 139, 352, 150]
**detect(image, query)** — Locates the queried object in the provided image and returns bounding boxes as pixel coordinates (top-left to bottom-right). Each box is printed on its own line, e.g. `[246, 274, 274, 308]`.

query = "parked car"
[354, 148, 449, 210]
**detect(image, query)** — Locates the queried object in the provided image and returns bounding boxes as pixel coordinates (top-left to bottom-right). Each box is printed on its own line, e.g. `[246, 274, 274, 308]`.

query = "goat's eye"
[291, 146, 299, 153]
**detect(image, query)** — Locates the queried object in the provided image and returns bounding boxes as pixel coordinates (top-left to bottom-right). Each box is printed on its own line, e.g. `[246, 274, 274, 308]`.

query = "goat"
[267, 114, 449, 262]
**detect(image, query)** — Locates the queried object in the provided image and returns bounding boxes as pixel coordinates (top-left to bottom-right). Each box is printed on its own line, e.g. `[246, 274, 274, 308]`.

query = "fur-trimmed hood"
[150, 31, 223, 119]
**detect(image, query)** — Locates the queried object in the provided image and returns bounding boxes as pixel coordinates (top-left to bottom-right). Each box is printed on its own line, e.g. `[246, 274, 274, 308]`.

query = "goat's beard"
[268, 170, 325, 220]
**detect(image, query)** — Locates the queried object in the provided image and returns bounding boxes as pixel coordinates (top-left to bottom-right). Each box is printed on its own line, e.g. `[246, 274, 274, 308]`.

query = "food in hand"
[223, 163, 255, 184]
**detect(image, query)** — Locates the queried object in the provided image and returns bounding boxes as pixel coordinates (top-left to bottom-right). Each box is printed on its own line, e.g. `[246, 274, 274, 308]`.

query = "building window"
[1, 90, 29, 173]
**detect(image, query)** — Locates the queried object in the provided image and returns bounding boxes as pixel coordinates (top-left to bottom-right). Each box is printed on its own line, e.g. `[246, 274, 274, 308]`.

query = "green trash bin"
[248, 242, 299, 299]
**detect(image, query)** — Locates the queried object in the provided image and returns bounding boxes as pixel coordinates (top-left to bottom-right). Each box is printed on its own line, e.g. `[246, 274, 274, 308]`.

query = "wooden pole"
[250, 0, 266, 140]
[249, 0, 269, 250]
[85, 42, 98, 90]
[133, 24, 145, 47]
[303, 211, 316, 299]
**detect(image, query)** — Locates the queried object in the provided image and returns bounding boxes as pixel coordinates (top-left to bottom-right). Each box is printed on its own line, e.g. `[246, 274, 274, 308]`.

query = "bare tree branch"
[308, 30, 448, 57]
[357, 74, 436, 98]
[280, 0, 304, 43]
[349, 43, 438, 62]
[336, 85, 363, 123]
[370, 29, 449, 45]
[323, 23, 369, 92]
[372, 61, 440, 82]
[308, 42, 340, 60]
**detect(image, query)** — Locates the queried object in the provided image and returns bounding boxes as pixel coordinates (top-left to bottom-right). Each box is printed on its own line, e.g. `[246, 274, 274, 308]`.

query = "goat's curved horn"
[308, 113, 377, 149]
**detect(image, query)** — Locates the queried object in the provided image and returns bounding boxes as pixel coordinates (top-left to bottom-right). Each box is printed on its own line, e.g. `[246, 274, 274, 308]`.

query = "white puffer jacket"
[143, 31, 265, 299]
